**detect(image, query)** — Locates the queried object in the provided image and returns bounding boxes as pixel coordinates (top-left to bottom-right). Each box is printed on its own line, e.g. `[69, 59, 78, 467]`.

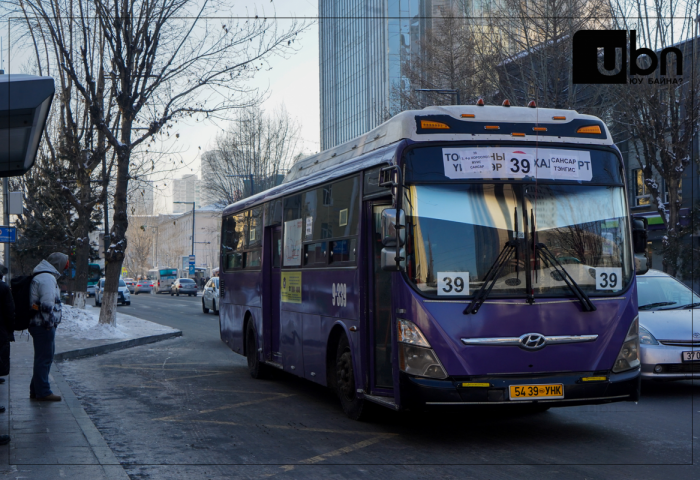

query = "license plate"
[509, 384, 564, 400]
[681, 351, 700, 362]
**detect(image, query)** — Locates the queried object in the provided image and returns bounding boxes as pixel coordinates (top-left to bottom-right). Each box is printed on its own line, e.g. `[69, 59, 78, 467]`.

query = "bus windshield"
[404, 183, 632, 298]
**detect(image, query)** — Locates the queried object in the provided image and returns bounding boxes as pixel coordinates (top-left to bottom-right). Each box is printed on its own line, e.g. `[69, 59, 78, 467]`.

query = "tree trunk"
[98, 142, 130, 325]
[72, 209, 91, 309]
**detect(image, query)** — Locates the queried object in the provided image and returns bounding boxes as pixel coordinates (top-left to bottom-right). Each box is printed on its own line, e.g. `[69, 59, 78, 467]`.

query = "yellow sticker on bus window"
[281, 272, 302, 304]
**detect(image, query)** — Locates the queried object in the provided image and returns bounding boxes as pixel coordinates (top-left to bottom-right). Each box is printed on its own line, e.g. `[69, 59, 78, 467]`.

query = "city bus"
[146, 267, 178, 293]
[219, 103, 645, 419]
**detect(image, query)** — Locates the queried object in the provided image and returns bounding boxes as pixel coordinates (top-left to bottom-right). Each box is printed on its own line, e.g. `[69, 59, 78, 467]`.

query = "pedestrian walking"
[28, 252, 68, 402]
[0, 263, 14, 445]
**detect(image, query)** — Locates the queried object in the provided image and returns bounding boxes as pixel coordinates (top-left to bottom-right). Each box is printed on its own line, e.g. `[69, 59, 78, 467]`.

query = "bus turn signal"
[420, 120, 450, 129]
[577, 125, 602, 134]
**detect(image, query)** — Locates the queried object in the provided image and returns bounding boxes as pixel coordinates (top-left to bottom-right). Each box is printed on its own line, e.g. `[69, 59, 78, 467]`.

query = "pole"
[102, 151, 110, 260]
[191, 203, 195, 257]
[2, 177, 9, 281]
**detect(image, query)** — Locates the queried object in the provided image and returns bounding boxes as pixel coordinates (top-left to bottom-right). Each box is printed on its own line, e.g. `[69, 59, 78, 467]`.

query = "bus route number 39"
[332, 283, 347, 307]
[595, 267, 622, 291]
[437, 272, 469, 296]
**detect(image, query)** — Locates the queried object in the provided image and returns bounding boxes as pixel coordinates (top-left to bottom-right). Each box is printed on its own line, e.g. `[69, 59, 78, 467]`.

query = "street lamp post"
[414, 88, 461, 105]
[174, 201, 196, 276]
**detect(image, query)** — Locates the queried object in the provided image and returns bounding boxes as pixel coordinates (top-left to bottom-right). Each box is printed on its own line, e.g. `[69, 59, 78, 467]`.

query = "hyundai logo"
[519, 333, 547, 351]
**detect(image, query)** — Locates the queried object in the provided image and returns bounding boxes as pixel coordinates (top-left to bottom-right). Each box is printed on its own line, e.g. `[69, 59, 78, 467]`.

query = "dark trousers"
[28, 324, 56, 398]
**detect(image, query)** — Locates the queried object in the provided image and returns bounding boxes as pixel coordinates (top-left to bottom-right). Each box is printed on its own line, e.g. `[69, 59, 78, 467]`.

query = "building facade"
[172, 174, 201, 212]
[319, 0, 455, 150]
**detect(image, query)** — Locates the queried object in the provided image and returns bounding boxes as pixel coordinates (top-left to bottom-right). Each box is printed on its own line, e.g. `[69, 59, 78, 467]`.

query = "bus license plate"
[681, 351, 700, 362]
[509, 384, 564, 400]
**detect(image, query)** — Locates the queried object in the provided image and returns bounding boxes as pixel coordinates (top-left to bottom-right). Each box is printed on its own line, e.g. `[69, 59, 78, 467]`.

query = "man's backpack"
[10, 272, 51, 331]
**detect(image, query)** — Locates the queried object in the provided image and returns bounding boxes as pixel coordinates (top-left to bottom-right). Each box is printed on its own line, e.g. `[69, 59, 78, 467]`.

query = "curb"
[54, 330, 183, 362]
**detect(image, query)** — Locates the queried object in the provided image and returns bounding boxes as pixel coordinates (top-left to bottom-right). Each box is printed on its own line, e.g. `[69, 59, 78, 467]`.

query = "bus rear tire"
[333, 334, 369, 421]
[246, 322, 269, 379]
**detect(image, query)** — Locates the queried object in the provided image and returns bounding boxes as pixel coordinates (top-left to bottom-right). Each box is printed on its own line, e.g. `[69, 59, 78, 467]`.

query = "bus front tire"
[246, 322, 269, 379]
[333, 334, 369, 421]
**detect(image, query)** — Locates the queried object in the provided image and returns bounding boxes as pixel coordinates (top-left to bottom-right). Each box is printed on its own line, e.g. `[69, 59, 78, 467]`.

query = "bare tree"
[463, 0, 612, 110]
[389, 11, 483, 112]
[20, 0, 307, 324]
[202, 105, 300, 206]
[610, 0, 700, 277]
[15, 0, 116, 307]
[123, 222, 153, 278]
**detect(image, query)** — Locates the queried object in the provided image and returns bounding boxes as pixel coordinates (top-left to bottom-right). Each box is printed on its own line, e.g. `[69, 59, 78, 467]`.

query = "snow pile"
[59, 304, 129, 340]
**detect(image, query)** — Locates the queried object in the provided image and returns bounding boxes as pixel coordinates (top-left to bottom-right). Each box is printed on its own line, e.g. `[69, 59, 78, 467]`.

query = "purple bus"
[219, 104, 647, 419]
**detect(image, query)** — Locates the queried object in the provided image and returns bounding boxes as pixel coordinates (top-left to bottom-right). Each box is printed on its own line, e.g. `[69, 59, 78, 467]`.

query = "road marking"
[299, 434, 396, 464]
[153, 393, 295, 421]
[169, 419, 379, 436]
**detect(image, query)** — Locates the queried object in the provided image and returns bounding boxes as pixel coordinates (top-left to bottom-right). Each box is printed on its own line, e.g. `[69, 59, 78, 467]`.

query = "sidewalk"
[0, 310, 182, 479]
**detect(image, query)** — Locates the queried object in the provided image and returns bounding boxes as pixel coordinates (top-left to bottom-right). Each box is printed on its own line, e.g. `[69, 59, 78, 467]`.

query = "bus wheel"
[246, 322, 269, 379]
[334, 334, 368, 420]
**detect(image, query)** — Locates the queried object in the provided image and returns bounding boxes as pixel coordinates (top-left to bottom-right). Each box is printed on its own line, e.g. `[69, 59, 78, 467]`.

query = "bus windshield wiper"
[638, 301, 676, 310]
[535, 242, 596, 312]
[465, 208, 520, 315]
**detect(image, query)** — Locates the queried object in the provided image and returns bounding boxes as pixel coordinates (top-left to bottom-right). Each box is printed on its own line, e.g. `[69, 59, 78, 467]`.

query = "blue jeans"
[28, 325, 56, 398]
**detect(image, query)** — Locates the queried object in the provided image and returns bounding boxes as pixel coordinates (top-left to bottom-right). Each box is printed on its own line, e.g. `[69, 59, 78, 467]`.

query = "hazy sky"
[2, 0, 320, 213]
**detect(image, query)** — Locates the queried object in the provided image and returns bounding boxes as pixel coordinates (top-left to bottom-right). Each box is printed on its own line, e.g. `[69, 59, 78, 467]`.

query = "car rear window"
[180, 279, 195, 283]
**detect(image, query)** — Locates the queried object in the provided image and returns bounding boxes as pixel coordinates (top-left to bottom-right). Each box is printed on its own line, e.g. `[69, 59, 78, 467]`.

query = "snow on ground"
[59, 304, 176, 340]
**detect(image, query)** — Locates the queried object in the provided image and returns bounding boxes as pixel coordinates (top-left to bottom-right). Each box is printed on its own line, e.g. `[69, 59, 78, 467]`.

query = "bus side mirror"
[381, 208, 405, 247]
[631, 217, 649, 275]
[631, 217, 648, 254]
[381, 247, 406, 271]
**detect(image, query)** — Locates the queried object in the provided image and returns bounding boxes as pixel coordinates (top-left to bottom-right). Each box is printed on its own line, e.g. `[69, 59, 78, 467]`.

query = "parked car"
[171, 278, 197, 297]
[134, 279, 155, 294]
[202, 277, 219, 314]
[95, 278, 131, 306]
[124, 278, 136, 293]
[637, 269, 700, 380]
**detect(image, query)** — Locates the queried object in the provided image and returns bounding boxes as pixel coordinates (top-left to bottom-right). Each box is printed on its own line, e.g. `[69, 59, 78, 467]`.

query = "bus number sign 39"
[332, 283, 347, 307]
[438, 272, 469, 296]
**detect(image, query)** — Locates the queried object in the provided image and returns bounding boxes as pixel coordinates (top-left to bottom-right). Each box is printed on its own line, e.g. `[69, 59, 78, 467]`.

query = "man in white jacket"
[28, 252, 68, 402]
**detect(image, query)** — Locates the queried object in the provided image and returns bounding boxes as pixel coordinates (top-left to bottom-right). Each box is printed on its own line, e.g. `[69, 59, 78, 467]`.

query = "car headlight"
[612, 316, 640, 373]
[397, 318, 448, 379]
[639, 325, 659, 345]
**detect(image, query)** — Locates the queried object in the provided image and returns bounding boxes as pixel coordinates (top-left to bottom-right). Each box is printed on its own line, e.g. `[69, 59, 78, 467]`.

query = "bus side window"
[221, 214, 242, 271]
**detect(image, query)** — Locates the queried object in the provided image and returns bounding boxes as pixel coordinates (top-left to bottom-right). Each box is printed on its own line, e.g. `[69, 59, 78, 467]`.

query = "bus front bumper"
[398, 367, 640, 409]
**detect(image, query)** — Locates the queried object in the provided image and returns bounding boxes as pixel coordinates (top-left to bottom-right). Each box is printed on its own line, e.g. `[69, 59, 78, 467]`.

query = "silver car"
[202, 278, 219, 314]
[637, 270, 700, 380]
[171, 278, 198, 296]
[134, 279, 155, 294]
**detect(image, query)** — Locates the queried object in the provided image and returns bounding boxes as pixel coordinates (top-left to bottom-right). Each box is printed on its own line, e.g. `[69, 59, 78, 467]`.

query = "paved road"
[59, 293, 699, 479]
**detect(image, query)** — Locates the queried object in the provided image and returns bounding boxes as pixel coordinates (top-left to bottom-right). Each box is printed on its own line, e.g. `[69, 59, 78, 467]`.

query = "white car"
[637, 270, 700, 380]
[202, 277, 219, 314]
[94, 278, 131, 306]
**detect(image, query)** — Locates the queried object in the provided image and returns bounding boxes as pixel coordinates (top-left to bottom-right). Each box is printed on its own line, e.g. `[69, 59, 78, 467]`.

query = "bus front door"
[270, 226, 282, 359]
[370, 204, 393, 391]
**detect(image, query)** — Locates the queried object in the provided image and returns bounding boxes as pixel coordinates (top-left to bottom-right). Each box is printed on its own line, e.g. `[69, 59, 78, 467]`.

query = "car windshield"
[213, 278, 219, 288]
[118, 280, 126, 287]
[404, 183, 631, 298]
[637, 275, 700, 310]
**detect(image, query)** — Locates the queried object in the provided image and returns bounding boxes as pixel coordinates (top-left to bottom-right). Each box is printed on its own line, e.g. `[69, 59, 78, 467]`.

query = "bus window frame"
[221, 208, 263, 272]
[281, 174, 361, 270]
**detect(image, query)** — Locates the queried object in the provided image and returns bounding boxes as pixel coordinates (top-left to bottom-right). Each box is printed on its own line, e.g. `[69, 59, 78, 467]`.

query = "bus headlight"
[397, 319, 447, 379]
[399, 345, 448, 379]
[612, 316, 640, 373]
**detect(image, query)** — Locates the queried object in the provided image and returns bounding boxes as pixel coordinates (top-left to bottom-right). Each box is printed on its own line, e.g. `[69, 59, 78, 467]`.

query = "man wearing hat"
[28, 252, 68, 402]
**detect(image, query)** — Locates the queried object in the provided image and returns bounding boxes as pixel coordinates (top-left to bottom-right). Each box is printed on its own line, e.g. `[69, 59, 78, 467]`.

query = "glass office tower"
[319, 0, 454, 150]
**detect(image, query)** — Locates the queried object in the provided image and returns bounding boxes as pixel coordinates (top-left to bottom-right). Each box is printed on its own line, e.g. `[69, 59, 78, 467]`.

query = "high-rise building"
[319, 0, 455, 150]
[172, 174, 201, 213]
[129, 181, 154, 216]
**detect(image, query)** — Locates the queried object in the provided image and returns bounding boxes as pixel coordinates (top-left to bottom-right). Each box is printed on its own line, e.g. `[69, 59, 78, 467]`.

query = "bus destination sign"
[442, 147, 593, 181]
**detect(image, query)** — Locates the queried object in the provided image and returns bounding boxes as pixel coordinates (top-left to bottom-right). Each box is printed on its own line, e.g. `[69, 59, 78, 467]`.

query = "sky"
[2, 0, 320, 214]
